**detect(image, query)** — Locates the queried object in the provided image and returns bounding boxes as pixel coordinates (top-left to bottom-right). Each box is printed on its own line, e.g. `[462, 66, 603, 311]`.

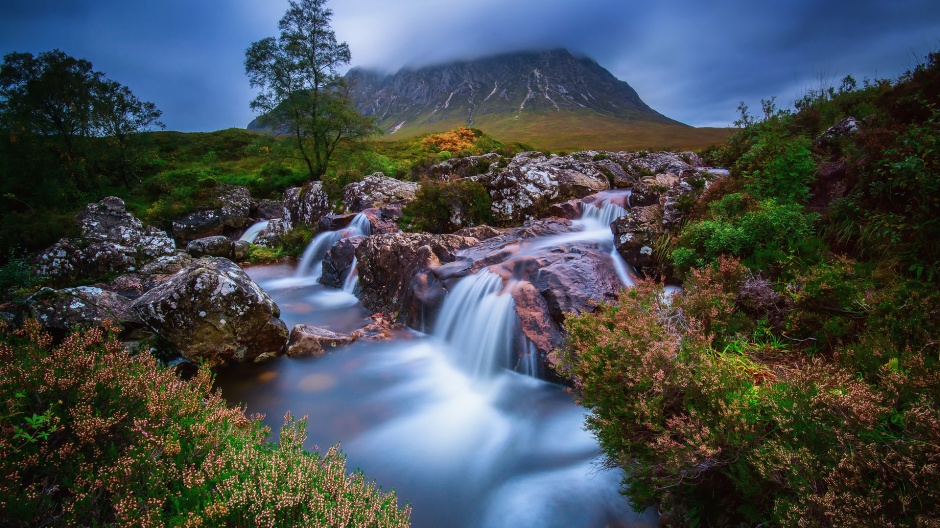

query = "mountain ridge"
[344, 48, 685, 136]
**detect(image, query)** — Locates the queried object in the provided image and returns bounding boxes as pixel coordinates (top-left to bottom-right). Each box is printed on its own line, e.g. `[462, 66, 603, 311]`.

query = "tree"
[245, 0, 376, 180]
[92, 79, 165, 185]
[0, 49, 164, 190]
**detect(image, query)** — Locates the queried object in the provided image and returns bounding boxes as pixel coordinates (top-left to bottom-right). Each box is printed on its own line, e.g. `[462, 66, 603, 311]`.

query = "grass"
[376, 110, 734, 152]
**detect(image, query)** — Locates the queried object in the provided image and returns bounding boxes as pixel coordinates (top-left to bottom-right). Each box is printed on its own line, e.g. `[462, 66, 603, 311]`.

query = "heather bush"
[0, 320, 411, 527]
[558, 280, 940, 527]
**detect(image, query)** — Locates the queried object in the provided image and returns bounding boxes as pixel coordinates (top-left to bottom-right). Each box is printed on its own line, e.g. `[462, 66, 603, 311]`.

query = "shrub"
[0, 320, 411, 527]
[400, 178, 493, 233]
[673, 199, 817, 273]
[556, 280, 940, 527]
[420, 127, 478, 153]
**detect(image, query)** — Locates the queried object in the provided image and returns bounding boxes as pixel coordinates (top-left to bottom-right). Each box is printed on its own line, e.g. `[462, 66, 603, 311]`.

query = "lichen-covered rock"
[816, 116, 859, 149]
[186, 236, 233, 258]
[285, 183, 331, 227]
[171, 185, 253, 242]
[286, 324, 356, 357]
[477, 151, 611, 225]
[27, 286, 141, 333]
[131, 257, 288, 365]
[253, 218, 291, 248]
[342, 174, 420, 212]
[428, 153, 502, 179]
[34, 197, 176, 284]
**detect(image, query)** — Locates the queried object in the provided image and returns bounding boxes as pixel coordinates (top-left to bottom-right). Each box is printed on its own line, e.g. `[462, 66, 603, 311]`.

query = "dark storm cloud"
[2, 0, 938, 130]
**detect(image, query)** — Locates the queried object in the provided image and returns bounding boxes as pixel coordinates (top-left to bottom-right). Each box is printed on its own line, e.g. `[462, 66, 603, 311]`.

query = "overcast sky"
[2, 0, 938, 131]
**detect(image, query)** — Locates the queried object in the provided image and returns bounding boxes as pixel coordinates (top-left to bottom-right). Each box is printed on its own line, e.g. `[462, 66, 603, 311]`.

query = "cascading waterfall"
[342, 257, 359, 294]
[434, 192, 635, 381]
[295, 212, 371, 279]
[239, 220, 270, 244]
[434, 270, 519, 380]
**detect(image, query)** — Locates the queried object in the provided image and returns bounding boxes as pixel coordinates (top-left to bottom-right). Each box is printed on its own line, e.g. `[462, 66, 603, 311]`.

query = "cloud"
[2, 0, 938, 130]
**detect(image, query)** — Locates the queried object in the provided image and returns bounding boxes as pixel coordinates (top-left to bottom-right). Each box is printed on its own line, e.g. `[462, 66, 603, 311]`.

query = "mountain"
[248, 49, 731, 151]
[347, 48, 677, 127]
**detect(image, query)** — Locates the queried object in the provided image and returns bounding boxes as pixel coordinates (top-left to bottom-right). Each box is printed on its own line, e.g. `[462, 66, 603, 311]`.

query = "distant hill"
[249, 49, 732, 151]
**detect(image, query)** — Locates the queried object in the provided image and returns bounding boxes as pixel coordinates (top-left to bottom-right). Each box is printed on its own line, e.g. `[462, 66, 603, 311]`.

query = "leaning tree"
[245, 0, 376, 180]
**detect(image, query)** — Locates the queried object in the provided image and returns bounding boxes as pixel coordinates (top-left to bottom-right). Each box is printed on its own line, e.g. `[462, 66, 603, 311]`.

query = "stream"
[215, 197, 658, 528]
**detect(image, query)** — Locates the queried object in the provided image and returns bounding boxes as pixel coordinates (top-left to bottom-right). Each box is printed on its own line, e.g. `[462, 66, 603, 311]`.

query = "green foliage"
[246, 244, 288, 264]
[0, 320, 410, 526]
[735, 132, 816, 203]
[673, 198, 817, 272]
[0, 249, 43, 302]
[400, 178, 493, 233]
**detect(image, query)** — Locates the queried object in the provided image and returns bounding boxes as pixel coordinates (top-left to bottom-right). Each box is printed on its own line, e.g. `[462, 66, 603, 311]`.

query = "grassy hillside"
[378, 110, 732, 152]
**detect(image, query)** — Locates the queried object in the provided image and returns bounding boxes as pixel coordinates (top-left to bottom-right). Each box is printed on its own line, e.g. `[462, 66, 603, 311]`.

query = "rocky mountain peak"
[343, 49, 680, 136]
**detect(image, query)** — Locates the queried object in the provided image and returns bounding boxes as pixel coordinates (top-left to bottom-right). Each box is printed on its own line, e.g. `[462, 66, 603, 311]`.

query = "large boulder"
[171, 185, 253, 242]
[342, 174, 420, 212]
[34, 197, 176, 284]
[131, 257, 288, 365]
[285, 183, 331, 227]
[355, 233, 478, 322]
[252, 198, 289, 220]
[253, 218, 291, 248]
[475, 151, 610, 225]
[27, 286, 141, 334]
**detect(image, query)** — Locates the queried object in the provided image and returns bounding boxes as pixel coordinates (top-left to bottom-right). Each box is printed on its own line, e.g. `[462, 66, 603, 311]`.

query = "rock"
[350, 313, 402, 341]
[171, 185, 253, 242]
[285, 183, 331, 227]
[612, 205, 664, 278]
[511, 282, 565, 358]
[286, 324, 356, 357]
[454, 225, 503, 240]
[34, 197, 176, 284]
[342, 174, 420, 212]
[320, 237, 365, 289]
[816, 116, 860, 149]
[186, 236, 233, 258]
[428, 153, 503, 179]
[525, 247, 624, 324]
[232, 240, 250, 261]
[355, 233, 478, 320]
[139, 253, 193, 275]
[361, 205, 403, 235]
[131, 257, 288, 365]
[253, 218, 291, 248]
[27, 286, 142, 334]
[478, 151, 610, 225]
[318, 213, 357, 232]
[252, 198, 288, 220]
[543, 199, 583, 220]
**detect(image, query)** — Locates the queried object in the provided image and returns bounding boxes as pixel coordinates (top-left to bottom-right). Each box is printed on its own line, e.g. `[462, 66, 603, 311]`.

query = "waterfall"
[579, 197, 635, 287]
[295, 231, 343, 278]
[434, 270, 519, 380]
[342, 257, 359, 294]
[294, 212, 372, 279]
[239, 220, 270, 244]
